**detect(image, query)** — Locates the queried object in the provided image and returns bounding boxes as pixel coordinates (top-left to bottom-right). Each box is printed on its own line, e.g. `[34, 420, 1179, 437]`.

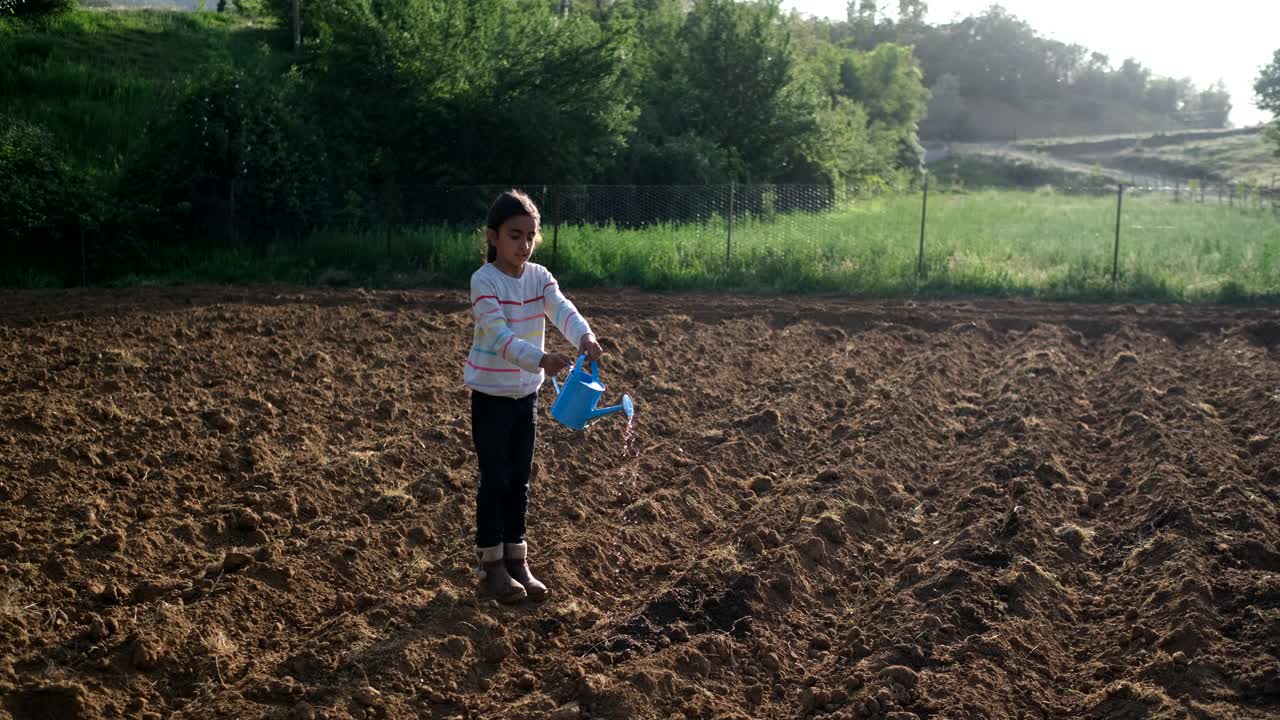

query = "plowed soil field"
[2, 288, 1279, 720]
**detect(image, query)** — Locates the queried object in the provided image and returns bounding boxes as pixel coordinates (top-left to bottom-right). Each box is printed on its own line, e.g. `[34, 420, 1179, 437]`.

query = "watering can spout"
[589, 394, 634, 422]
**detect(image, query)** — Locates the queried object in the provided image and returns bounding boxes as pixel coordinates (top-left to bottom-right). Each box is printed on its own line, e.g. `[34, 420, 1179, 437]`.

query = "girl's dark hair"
[484, 190, 541, 263]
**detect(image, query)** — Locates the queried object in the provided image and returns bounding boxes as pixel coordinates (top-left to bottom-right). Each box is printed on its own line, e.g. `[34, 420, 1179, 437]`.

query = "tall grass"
[126, 190, 1280, 303]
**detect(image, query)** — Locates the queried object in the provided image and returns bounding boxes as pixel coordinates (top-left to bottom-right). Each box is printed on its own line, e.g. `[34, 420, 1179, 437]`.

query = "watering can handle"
[580, 354, 599, 381]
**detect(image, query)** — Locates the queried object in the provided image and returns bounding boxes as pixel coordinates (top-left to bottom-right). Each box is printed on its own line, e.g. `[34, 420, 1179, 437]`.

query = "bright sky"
[783, 0, 1278, 127]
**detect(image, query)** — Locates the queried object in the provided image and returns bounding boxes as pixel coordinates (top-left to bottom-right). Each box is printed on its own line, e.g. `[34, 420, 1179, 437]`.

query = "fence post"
[382, 180, 392, 259]
[79, 219, 87, 288]
[1112, 183, 1124, 286]
[228, 177, 238, 248]
[917, 172, 929, 278]
[726, 181, 735, 269]
[552, 187, 561, 274]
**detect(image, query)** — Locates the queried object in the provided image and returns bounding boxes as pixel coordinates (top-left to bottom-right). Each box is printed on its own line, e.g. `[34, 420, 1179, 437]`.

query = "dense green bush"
[125, 61, 330, 250]
[0, 118, 95, 281]
[1, 0, 77, 17]
[262, 0, 362, 42]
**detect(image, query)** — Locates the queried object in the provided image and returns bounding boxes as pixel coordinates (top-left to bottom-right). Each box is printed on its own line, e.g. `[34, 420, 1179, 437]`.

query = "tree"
[1111, 58, 1149, 103]
[1143, 77, 1187, 115]
[304, 0, 634, 186]
[1194, 81, 1231, 128]
[1256, 49, 1280, 116]
[1259, 49, 1280, 156]
[847, 0, 890, 50]
[894, 0, 927, 45]
[1069, 51, 1109, 96]
[1045, 42, 1085, 87]
[897, 0, 925, 25]
[916, 7, 1045, 103]
[679, 0, 813, 181]
[790, 14, 929, 186]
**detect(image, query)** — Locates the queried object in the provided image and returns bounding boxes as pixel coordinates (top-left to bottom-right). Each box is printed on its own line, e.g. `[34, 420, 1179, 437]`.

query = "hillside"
[924, 126, 1280, 191]
[1017, 127, 1280, 186]
[0, 9, 276, 175]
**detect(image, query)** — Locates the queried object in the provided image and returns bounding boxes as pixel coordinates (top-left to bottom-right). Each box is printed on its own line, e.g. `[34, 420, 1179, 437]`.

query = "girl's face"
[488, 214, 538, 276]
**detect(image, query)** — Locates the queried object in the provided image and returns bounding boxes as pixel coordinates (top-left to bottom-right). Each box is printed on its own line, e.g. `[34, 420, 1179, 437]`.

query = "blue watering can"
[549, 355, 634, 431]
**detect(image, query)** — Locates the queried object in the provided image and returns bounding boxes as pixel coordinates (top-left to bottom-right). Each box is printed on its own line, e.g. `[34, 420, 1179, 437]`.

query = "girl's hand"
[539, 352, 573, 374]
[579, 334, 604, 363]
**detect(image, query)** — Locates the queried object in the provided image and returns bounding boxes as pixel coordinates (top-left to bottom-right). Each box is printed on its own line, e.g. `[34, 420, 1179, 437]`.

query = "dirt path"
[2, 288, 1278, 720]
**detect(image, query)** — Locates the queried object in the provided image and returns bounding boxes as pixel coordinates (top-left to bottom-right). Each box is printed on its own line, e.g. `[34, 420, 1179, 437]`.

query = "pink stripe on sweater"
[561, 310, 579, 334]
[474, 295, 544, 307]
[468, 359, 520, 373]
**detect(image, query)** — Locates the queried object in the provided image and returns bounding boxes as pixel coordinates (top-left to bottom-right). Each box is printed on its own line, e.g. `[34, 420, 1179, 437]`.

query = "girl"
[465, 189, 603, 603]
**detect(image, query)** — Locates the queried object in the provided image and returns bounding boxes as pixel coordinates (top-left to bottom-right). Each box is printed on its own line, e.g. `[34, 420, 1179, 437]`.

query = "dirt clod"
[878, 666, 918, 688]
[800, 537, 828, 563]
[814, 515, 846, 544]
[479, 637, 514, 663]
[234, 508, 261, 531]
[98, 531, 125, 552]
[130, 636, 161, 670]
[222, 552, 254, 572]
[814, 468, 841, 484]
[353, 686, 382, 707]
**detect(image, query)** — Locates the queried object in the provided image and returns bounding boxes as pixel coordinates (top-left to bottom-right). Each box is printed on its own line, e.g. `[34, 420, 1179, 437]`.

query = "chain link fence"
[46, 177, 1280, 299]
[320, 179, 1276, 290]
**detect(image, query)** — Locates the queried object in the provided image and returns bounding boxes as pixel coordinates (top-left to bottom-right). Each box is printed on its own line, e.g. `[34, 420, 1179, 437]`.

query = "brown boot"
[477, 545, 526, 604]
[504, 542, 547, 601]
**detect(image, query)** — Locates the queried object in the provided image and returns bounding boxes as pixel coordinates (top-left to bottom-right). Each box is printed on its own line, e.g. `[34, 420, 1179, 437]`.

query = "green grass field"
[110, 190, 1280, 302]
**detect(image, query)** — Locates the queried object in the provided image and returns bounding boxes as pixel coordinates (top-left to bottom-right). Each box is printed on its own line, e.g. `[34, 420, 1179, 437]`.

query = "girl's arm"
[541, 270, 594, 354]
[471, 277, 545, 374]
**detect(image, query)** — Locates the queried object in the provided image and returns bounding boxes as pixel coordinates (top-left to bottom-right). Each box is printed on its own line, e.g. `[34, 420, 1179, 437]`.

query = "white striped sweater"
[464, 262, 593, 398]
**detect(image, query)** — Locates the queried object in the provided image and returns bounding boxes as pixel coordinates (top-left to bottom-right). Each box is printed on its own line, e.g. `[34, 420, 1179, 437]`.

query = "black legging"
[470, 390, 537, 548]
